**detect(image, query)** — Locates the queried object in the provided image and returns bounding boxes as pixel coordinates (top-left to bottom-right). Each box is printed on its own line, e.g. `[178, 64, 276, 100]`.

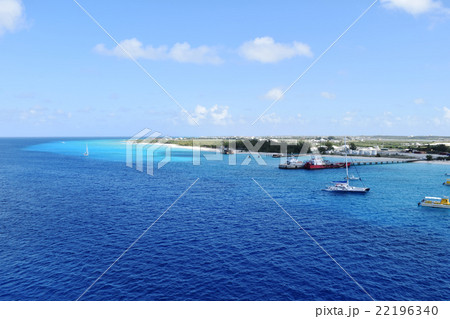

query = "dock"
[351, 159, 419, 166]
[278, 157, 421, 170]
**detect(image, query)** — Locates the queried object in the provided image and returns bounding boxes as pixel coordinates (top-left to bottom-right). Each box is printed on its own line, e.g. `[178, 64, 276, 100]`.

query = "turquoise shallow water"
[0, 138, 449, 300]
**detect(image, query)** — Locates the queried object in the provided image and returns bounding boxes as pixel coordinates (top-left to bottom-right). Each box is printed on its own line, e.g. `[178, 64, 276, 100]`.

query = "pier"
[278, 156, 421, 169]
[351, 159, 419, 166]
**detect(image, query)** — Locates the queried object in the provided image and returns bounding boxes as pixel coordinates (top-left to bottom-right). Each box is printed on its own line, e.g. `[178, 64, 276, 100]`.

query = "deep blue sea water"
[0, 138, 448, 301]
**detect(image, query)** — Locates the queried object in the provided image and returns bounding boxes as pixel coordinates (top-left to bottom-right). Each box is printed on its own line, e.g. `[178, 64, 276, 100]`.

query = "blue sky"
[1, 0, 450, 137]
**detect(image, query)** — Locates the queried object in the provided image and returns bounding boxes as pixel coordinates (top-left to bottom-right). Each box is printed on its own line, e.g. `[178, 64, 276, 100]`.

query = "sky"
[1, 0, 450, 137]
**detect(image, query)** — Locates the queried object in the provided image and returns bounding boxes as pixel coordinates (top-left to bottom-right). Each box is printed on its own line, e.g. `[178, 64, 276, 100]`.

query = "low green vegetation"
[158, 136, 450, 160]
[415, 144, 450, 154]
[224, 139, 310, 154]
[165, 138, 311, 154]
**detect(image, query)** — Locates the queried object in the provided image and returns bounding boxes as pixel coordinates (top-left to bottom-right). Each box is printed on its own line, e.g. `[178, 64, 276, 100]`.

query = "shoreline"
[121, 140, 217, 152]
[152, 142, 217, 152]
[127, 141, 450, 165]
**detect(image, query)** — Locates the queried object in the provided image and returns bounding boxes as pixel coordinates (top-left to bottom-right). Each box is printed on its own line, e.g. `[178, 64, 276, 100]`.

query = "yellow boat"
[443, 179, 450, 186]
[418, 197, 450, 209]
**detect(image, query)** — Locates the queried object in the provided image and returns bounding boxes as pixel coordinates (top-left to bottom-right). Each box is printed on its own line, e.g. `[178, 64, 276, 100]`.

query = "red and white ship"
[303, 155, 350, 170]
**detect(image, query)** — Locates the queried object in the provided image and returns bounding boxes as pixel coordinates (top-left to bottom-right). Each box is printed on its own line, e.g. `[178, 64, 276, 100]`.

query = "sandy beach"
[148, 142, 218, 152]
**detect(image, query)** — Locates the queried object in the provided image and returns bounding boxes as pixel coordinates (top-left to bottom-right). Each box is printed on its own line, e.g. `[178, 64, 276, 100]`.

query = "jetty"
[279, 158, 420, 169]
[351, 159, 419, 166]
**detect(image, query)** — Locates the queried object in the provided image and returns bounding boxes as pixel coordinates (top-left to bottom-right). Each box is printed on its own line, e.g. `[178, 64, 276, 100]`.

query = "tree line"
[223, 139, 311, 154]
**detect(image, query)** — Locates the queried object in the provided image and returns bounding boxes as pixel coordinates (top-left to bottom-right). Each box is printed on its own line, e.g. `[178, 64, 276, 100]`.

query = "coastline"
[126, 141, 450, 165]
[143, 142, 217, 152]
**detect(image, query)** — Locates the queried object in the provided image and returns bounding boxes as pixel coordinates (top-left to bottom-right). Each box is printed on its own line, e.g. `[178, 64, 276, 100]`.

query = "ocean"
[0, 138, 448, 301]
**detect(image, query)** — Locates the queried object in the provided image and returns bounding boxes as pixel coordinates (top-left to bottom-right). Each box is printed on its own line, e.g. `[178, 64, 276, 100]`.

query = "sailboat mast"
[345, 137, 349, 185]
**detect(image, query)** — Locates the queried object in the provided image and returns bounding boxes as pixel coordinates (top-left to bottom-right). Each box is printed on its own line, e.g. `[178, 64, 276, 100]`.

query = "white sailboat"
[84, 144, 89, 157]
[324, 137, 370, 193]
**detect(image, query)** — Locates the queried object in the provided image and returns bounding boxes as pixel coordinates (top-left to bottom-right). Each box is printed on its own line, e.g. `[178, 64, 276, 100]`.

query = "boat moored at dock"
[278, 157, 305, 169]
[303, 155, 349, 170]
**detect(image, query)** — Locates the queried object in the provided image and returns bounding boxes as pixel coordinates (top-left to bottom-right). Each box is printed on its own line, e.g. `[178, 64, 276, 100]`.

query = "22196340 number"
[376, 306, 438, 316]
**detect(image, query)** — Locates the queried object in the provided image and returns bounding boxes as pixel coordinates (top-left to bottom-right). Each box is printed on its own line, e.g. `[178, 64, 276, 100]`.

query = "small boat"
[418, 196, 450, 209]
[84, 144, 89, 157]
[279, 157, 304, 169]
[443, 179, 450, 186]
[221, 147, 234, 155]
[324, 137, 369, 193]
[446, 173, 450, 176]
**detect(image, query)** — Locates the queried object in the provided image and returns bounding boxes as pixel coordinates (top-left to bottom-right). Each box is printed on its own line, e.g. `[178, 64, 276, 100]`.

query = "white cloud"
[443, 106, 450, 120]
[383, 119, 394, 127]
[210, 105, 231, 125]
[188, 104, 232, 125]
[341, 111, 358, 125]
[188, 105, 208, 125]
[94, 38, 223, 64]
[169, 42, 223, 64]
[432, 107, 450, 126]
[239, 37, 313, 63]
[264, 88, 284, 101]
[321, 92, 336, 100]
[380, 0, 448, 15]
[94, 38, 167, 59]
[260, 112, 281, 124]
[286, 113, 305, 124]
[0, 0, 25, 36]
[414, 98, 425, 104]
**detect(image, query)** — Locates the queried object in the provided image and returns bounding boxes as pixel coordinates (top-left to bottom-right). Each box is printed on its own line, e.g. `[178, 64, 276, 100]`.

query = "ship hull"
[304, 162, 350, 170]
[419, 203, 450, 209]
